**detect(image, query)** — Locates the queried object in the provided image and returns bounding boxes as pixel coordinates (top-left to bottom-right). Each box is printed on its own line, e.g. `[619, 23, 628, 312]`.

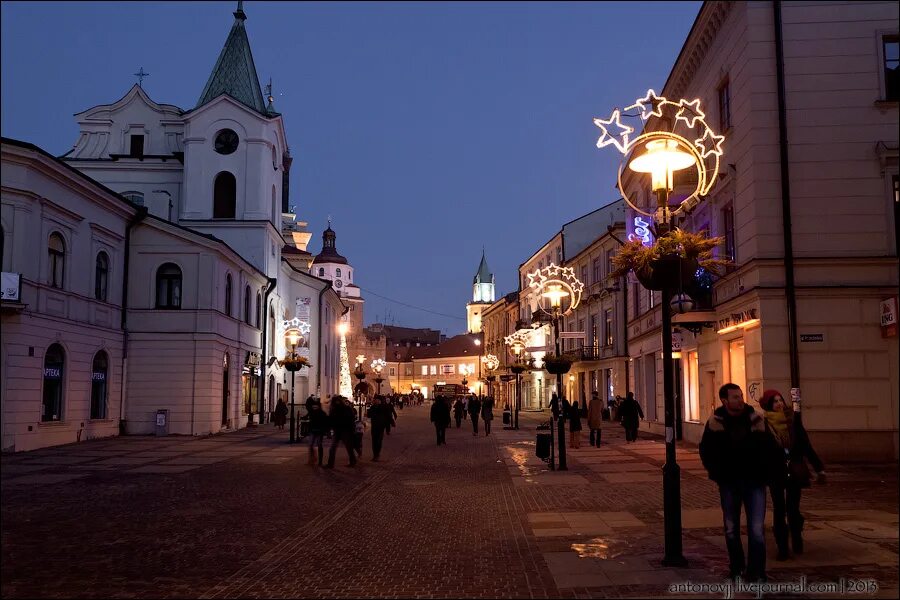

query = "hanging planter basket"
[543, 355, 573, 375]
[634, 255, 699, 292]
[510, 363, 527, 375]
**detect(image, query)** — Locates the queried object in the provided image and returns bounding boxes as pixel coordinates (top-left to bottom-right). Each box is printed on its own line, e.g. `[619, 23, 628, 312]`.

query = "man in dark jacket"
[453, 398, 465, 428]
[307, 400, 329, 466]
[368, 395, 389, 461]
[700, 383, 780, 582]
[467, 395, 482, 436]
[618, 392, 644, 442]
[326, 396, 357, 468]
[430, 397, 451, 445]
[384, 398, 398, 435]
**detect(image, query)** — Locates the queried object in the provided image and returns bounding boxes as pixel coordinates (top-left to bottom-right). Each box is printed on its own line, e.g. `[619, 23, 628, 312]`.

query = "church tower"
[466, 251, 494, 333]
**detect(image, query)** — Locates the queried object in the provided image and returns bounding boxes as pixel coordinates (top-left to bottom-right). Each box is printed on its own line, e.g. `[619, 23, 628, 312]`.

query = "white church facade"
[0, 3, 347, 452]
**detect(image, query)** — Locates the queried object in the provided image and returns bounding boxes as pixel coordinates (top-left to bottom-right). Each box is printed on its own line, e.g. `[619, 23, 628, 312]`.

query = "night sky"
[1, 1, 700, 334]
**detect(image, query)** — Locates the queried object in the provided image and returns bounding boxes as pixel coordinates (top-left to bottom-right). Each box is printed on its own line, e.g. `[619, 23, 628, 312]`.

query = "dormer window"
[336, 268, 342, 278]
[318, 267, 325, 277]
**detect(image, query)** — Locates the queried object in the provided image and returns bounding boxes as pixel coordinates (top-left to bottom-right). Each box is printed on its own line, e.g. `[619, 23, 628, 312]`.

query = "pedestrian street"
[1, 403, 898, 599]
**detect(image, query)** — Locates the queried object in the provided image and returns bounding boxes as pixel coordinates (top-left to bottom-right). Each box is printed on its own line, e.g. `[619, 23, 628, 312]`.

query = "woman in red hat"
[759, 389, 826, 560]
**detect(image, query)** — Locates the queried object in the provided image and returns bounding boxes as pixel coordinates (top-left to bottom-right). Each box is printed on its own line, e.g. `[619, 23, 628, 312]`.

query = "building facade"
[621, 0, 899, 460]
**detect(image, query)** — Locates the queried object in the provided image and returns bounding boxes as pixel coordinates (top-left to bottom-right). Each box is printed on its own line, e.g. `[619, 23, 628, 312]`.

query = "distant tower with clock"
[310, 221, 365, 362]
[466, 250, 495, 334]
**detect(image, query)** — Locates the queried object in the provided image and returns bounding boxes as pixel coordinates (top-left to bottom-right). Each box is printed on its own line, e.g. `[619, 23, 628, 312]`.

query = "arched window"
[90, 351, 108, 419]
[225, 274, 233, 317]
[255, 292, 261, 328]
[121, 191, 144, 206]
[318, 267, 325, 277]
[336, 268, 342, 278]
[42, 344, 65, 422]
[272, 185, 278, 222]
[244, 285, 251, 324]
[48, 233, 65, 288]
[155, 263, 182, 309]
[213, 171, 236, 219]
[95, 252, 109, 301]
[268, 305, 276, 355]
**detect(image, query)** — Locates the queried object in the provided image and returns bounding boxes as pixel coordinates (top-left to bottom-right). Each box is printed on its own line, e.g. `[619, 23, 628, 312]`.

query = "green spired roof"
[196, 1, 271, 116]
[473, 251, 493, 285]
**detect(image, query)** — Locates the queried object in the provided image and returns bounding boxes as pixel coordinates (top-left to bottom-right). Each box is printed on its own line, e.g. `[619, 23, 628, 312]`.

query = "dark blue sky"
[1, 1, 700, 334]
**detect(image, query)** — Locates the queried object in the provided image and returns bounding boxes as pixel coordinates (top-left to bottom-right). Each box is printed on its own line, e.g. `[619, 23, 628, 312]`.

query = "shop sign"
[671, 332, 683, 352]
[91, 371, 106, 381]
[1, 272, 21, 302]
[799, 334, 824, 343]
[626, 215, 654, 247]
[44, 367, 61, 379]
[716, 309, 759, 334]
[245, 352, 261, 368]
[881, 297, 897, 338]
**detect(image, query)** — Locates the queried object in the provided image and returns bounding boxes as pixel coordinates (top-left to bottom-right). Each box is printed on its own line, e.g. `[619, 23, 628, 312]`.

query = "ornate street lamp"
[354, 355, 367, 422]
[594, 89, 725, 567]
[504, 333, 528, 430]
[526, 264, 583, 471]
[481, 354, 499, 399]
[278, 320, 311, 444]
[371, 358, 386, 397]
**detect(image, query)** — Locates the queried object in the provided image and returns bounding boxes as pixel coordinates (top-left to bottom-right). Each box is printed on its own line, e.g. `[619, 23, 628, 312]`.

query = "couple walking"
[467, 395, 494, 436]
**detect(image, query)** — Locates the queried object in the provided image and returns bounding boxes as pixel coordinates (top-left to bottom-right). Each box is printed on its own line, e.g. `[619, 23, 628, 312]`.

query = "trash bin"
[502, 409, 511, 425]
[155, 409, 169, 437]
[299, 416, 310, 438]
[536, 432, 551, 459]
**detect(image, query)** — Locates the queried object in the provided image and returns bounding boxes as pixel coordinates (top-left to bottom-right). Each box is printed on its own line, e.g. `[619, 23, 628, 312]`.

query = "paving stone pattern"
[1, 406, 897, 599]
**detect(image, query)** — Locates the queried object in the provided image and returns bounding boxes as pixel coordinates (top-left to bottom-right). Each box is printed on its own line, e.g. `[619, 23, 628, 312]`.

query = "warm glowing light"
[541, 284, 570, 309]
[624, 89, 667, 120]
[482, 354, 500, 371]
[337, 322, 349, 336]
[629, 139, 696, 193]
[474, 339, 481, 346]
[371, 358, 387, 374]
[526, 263, 584, 315]
[356, 354, 367, 366]
[339, 333, 352, 398]
[282, 318, 311, 336]
[568, 374, 575, 382]
[695, 128, 725, 160]
[285, 327, 302, 348]
[716, 319, 761, 335]
[675, 98, 705, 129]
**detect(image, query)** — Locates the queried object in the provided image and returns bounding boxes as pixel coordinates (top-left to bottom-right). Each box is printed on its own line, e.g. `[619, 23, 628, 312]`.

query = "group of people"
[542, 390, 644, 449]
[700, 383, 825, 582]
[430, 394, 494, 445]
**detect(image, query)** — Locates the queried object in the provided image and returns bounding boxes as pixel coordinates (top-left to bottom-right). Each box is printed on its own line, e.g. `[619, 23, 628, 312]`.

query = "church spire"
[196, 1, 267, 114]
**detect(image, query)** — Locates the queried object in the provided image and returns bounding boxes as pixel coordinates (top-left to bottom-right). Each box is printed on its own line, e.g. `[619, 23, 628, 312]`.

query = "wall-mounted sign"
[1, 272, 21, 302]
[800, 334, 824, 343]
[43, 367, 61, 379]
[626, 215, 654, 247]
[671, 332, 683, 352]
[881, 297, 897, 338]
[91, 372, 107, 381]
[716, 309, 759, 334]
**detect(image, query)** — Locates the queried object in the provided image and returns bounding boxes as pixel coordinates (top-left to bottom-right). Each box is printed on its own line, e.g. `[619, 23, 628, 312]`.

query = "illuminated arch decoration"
[504, 330, 530, 350]
[282, 318, 312, 337]
[526, 263, 584, 316]
[481, 354, 500, 372]
[370, 358, 387, 373]
[594, 89, 725, 219]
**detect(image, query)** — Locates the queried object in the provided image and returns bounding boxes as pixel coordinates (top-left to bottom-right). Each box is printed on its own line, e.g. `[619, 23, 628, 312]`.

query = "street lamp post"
[594, 89, 725, 566]
[279, 326, 306, 444]
[482, 354, 499, 400]
[354, 355, 367, 422]
[371, 359, 386, 398]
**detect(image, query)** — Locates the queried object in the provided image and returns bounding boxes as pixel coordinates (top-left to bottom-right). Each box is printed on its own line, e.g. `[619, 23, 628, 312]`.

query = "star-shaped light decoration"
[526, 263, 584, 315]
[694, 128, 725, 160]
[625, 89, 668, 121]
[593, 109, 634, 154]
[675, 98, 705, 129]
[283, 318, 311, 336]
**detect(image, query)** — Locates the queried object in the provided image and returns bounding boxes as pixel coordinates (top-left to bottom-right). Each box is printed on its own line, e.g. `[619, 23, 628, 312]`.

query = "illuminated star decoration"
[625, 89, 668, 120]
[526, 263, 585, 315]
[282, 318, 311, 336]
[593, 109, 634, 154]
[694, 128, 725, 160]
[675, 98, 705, 129]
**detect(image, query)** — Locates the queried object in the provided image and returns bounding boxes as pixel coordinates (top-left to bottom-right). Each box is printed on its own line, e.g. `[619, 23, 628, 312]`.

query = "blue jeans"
[718, 480, 767, 579]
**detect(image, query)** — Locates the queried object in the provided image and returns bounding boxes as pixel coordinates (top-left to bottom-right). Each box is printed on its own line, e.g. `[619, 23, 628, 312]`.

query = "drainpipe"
[257, 277, 277, 425]
[316, 283, 331, 398]
[119, 206, 147, 435]
[774, 0, 801, 411]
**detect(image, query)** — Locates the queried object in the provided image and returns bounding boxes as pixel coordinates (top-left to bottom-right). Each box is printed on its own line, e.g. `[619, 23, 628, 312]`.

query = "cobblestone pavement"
[1, 405, 897, 599]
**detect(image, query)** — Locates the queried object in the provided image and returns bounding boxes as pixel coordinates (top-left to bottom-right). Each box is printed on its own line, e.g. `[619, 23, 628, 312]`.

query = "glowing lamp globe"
[285, 327, 302, 348]
[541, 284, 570, 309]
[629, 139, 696, 193]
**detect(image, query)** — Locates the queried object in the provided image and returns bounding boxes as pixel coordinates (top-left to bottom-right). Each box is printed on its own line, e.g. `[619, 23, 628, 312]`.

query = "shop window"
[90, 351, 108, 419]
[48, 232, 65, 288]
[42, 344, 65, 422]
[155, 263, 182, 309]
[421, 365, 428, 376]
[728, 338, 747, 397]
[683, 350, 700, 422]
[94, 252, 109, 301]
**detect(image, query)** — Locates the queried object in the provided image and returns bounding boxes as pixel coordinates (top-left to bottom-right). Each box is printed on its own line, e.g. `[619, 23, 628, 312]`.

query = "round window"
[214, 129, 239, 155]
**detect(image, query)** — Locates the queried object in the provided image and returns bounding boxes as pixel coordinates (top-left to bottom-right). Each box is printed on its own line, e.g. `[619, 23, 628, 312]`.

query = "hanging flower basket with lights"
[609, 229, 729, 292]
[280, 355, 310, 372]
[509, 362, 528, 375]
[543, 354, 574, 375]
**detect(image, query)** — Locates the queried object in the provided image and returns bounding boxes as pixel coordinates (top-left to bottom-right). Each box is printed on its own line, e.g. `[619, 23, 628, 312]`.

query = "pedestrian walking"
[468, 395, 482, 435]
[453, 397, 465, 428]
[759, 389, 825, 560]
[431, 396, 451, 445]
[273, 398, 288, 431]
[325, 396, 357, 468]
[384, 398, 398, 436]
[618, 392, 643, 442]
[569, 400, 583, 448]
[587, 391, 603, 446]
[699, 383, 781, 582]
[307, 399, 329, 466]
[481, 396, 494, 436]
[368, 395, 389, 461]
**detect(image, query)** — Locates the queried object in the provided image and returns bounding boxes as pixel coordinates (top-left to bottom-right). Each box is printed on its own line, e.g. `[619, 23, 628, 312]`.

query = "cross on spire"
[134, 67, 150, 87]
